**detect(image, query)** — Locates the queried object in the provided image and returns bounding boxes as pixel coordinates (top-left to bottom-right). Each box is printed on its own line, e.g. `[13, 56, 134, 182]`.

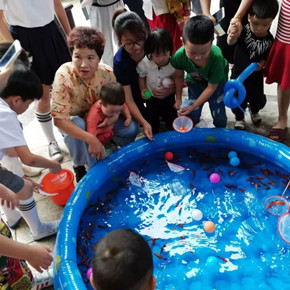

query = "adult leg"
[35, 85, 62, 161]
[62, 116, 97, 169]
[113, 116, 140, 147]
[268, 86, 290, 141]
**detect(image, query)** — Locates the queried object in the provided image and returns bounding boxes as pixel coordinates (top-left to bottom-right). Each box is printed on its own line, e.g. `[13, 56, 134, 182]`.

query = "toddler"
[86, 82, 131, 147]
[88, 228, 156, 290]
[137, 28, 177, 133]
[228, 0, 279, 130]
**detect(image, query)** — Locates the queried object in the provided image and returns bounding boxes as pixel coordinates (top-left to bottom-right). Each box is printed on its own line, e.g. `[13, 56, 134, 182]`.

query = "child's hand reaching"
[26, 245, 53, 272]
[228, 18, 243, 39]
[0, 184, 19, 210]
[24, 177, 43, 194]
[174, 100, 182, 110]
[178, 105, 194, 116]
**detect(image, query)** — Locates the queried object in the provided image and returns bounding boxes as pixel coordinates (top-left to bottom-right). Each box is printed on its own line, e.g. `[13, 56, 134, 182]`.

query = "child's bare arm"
[179, 83, 218, 116]
[0, 235, 53, 272]
[174, 69, 185, 110]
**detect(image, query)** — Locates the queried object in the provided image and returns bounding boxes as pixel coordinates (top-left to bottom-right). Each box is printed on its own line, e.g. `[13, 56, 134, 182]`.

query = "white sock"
[19, 197, 42, 235]
[1, 203, 22, 226]
[35, 111, 56, 143]
[1, 155, 24, 177]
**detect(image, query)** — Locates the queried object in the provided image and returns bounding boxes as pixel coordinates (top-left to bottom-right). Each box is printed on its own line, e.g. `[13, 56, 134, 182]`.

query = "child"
[88, 229, 156, 290]
[171, 15, 228, 128]
[137, 28, 177, 133]
[0, 0, 72, 162]
[0, 62, 62, 241]
[0, 184, 53, 289]
[227, 0, 279, 130]
[86, 82, 131, 147]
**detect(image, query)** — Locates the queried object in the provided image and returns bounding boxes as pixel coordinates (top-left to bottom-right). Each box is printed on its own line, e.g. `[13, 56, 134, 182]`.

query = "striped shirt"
[276, 0, 290, 43]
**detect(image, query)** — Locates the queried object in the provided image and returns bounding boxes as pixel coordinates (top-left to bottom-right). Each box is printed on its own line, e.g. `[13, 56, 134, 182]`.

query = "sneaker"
[73, 165, 87, 183]
[250, 110, 262, 125]
[48, 141, 63, 162]
[22, 164, 42, 177]
[31, 220, 60, 241]
[234, 119, 246, 130]
[32, 268, 53, 290]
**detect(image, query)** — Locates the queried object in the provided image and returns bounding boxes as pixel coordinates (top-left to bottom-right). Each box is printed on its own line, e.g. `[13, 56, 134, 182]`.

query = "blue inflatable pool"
[53, 128, 290, 289]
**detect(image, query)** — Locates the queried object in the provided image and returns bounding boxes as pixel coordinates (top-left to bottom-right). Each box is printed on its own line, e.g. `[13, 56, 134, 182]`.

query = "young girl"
[137, 28, 177, 133]
[0, 0, 71, 161]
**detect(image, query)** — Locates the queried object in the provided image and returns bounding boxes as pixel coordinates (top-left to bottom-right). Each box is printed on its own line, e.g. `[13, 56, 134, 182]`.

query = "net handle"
[281, 180, 290, 197]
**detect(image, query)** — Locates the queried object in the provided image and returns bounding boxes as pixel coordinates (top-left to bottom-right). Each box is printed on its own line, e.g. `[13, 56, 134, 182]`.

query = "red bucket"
[40, 169, 75, 206]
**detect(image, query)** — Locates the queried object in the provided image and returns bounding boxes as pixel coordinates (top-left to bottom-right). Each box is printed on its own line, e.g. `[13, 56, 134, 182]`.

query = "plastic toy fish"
[166, 161, 185, 172]
[154, 253, 167, 260]
[267, 200, 285, 210]
[128, 171, 142, 188]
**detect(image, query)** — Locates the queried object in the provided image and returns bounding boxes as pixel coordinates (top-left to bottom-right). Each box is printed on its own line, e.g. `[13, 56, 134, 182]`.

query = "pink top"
[276, 0, 290, 44]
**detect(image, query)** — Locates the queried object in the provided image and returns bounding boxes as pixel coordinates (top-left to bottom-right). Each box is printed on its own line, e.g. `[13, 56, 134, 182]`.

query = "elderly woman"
[52, 27, 139, 182]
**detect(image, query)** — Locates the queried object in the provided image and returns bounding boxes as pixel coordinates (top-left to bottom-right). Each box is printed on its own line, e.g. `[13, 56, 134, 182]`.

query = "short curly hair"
[67, 26, 105, 59]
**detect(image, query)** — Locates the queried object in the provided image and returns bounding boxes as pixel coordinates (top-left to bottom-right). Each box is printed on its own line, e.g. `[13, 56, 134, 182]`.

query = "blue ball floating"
[228, 151, 238, 159]
[230, 157, 240, 167]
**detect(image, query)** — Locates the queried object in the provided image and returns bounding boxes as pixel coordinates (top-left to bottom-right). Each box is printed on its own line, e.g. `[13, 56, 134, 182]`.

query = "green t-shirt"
[171, 45, 229, 86]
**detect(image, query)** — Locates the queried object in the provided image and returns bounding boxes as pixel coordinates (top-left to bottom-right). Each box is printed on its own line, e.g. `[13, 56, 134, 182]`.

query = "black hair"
[99, 82, 125, 106]
[0, 42, 29, 67]
[92, 229, 153, 290]
[249, 0, 279, 20]
[113, 11, 148, 45]
[183, 15, 214, 45]
[145, 28, 174, 59]
[0, 61, 42, 101]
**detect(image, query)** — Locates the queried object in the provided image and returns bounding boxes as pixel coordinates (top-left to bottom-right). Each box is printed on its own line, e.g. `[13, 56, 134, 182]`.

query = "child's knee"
[17, 179, 33, 200]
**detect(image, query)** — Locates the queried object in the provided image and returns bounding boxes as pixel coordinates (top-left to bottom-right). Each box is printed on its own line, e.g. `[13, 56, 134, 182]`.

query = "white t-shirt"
[136, 57, 175, 95]
[142, 0, 169, 20]
[0, 98, 26, 161]
[0, 0, 54, 28]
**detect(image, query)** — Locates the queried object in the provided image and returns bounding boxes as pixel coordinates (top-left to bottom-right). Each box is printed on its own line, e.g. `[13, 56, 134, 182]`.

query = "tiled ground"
[1, 1, 289, 289]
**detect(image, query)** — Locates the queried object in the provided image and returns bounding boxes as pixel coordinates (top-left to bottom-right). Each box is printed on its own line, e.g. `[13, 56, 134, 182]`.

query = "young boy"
[227, 0, 279, 130]
[0, 62, 61, 241]
[89, 229, 156, 290]
[0, 184, 53, 289]
[86, 82, 131, 147]
[171, 15, 228, 128]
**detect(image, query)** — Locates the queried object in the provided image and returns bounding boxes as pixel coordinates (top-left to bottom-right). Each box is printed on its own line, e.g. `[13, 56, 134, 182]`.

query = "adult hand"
[88, 135, 105, 160]
[26, 246, 53, 272]
[142, 121, 154, 141]
[152, 84, 175, 100]
[98, 114, 119, 128]
[228, 18, 243, 39]
[0, 184, 19, 209]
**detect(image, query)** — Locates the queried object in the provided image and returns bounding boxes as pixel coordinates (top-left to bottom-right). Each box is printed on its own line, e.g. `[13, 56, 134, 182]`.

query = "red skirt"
[146, 11, 182, 54]
[264, 39, 290, 90]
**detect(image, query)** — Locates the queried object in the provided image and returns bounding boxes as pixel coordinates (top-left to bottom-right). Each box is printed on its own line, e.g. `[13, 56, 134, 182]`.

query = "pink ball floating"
[209, 173, 220, 183]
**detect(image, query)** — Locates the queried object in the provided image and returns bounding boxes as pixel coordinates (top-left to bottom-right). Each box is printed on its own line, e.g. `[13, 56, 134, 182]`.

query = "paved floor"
[2, 1, 289, 289]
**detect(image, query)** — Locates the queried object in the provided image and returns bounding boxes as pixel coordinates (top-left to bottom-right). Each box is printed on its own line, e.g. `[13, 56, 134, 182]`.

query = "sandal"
[268, 127, 287, 142]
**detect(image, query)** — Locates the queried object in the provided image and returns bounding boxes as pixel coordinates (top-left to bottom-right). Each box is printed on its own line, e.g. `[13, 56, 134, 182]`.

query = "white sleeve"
[136, 59, 148, 78]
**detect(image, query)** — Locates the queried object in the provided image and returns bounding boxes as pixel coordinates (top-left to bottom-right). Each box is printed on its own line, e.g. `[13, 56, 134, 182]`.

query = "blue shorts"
[0, 166, 24, 193]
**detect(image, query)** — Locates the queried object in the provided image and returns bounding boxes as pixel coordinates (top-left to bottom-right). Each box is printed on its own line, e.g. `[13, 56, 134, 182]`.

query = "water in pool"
[77, 148, 290, 290]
